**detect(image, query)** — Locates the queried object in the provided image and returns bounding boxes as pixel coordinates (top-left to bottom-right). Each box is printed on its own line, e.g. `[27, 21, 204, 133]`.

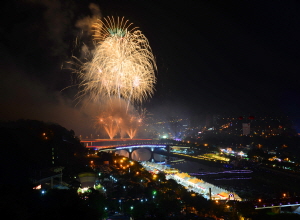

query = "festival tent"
[177, 172, 190, 178]
[189, 178, 204, 184]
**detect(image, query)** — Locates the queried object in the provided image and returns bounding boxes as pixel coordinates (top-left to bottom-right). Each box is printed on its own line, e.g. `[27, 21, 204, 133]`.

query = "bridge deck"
[81, 138, 194, 148]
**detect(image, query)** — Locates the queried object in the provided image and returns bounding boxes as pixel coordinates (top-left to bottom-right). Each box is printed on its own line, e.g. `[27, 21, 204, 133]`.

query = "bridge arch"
[114, 146, 163, 161]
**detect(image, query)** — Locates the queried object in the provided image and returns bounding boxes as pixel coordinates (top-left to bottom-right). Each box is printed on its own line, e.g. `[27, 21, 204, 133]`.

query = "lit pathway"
[141, 161, 242, 201]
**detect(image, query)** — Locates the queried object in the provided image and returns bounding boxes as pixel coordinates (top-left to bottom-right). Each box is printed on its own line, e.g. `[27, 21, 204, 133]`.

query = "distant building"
[242, 123, 250, 135]
[78, 172, 97, 188]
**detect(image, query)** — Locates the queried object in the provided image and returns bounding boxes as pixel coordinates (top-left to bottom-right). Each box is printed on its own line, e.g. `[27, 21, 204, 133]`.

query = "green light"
[108, 28, 127, 37]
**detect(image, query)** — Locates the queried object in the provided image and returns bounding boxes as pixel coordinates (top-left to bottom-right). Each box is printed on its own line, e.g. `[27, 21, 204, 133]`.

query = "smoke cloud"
[0, 1, 105, 137]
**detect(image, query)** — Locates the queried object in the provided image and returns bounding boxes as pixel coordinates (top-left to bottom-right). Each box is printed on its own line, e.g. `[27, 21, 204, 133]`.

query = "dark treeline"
[0, 119, 88, 181]
[0, 119, 98, 219]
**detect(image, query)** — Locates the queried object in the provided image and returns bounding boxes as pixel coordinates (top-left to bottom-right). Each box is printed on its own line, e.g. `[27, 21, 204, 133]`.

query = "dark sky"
[1, 0, 300, 135]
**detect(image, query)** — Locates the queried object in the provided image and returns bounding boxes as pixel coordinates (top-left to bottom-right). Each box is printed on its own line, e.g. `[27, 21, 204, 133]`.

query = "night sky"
[1, 0, 300, 136]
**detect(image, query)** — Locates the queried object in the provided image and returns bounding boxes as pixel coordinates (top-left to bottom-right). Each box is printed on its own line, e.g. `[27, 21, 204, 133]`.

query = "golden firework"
[77, 16, 156, 103]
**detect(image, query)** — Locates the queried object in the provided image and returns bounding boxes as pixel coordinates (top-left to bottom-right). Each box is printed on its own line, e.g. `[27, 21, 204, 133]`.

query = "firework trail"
[75, 16, 157, 104]
[96, 98, 144, 139]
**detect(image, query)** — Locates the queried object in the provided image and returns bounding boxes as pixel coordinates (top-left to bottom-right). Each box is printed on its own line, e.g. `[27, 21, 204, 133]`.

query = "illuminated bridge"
[81, 138, 195, 149]
[254, 199, 300, 214]
[81, 139, 195, 161]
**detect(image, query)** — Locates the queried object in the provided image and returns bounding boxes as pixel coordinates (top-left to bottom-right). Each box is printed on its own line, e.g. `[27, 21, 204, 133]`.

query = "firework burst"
[76, 16, 156, 104]
[96, 98, 144, 139]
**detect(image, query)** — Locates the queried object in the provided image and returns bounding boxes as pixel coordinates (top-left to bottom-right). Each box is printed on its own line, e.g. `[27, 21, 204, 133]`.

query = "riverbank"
[155, 149, 225, 169]
[154, 150, 300, 200]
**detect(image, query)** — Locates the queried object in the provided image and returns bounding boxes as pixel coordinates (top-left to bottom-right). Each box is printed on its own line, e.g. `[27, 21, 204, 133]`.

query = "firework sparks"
[76, 16, 157, 103]
[125, 116, 143, 139]
[96, 98, 144, 139]
[98, 116, 119, 139]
